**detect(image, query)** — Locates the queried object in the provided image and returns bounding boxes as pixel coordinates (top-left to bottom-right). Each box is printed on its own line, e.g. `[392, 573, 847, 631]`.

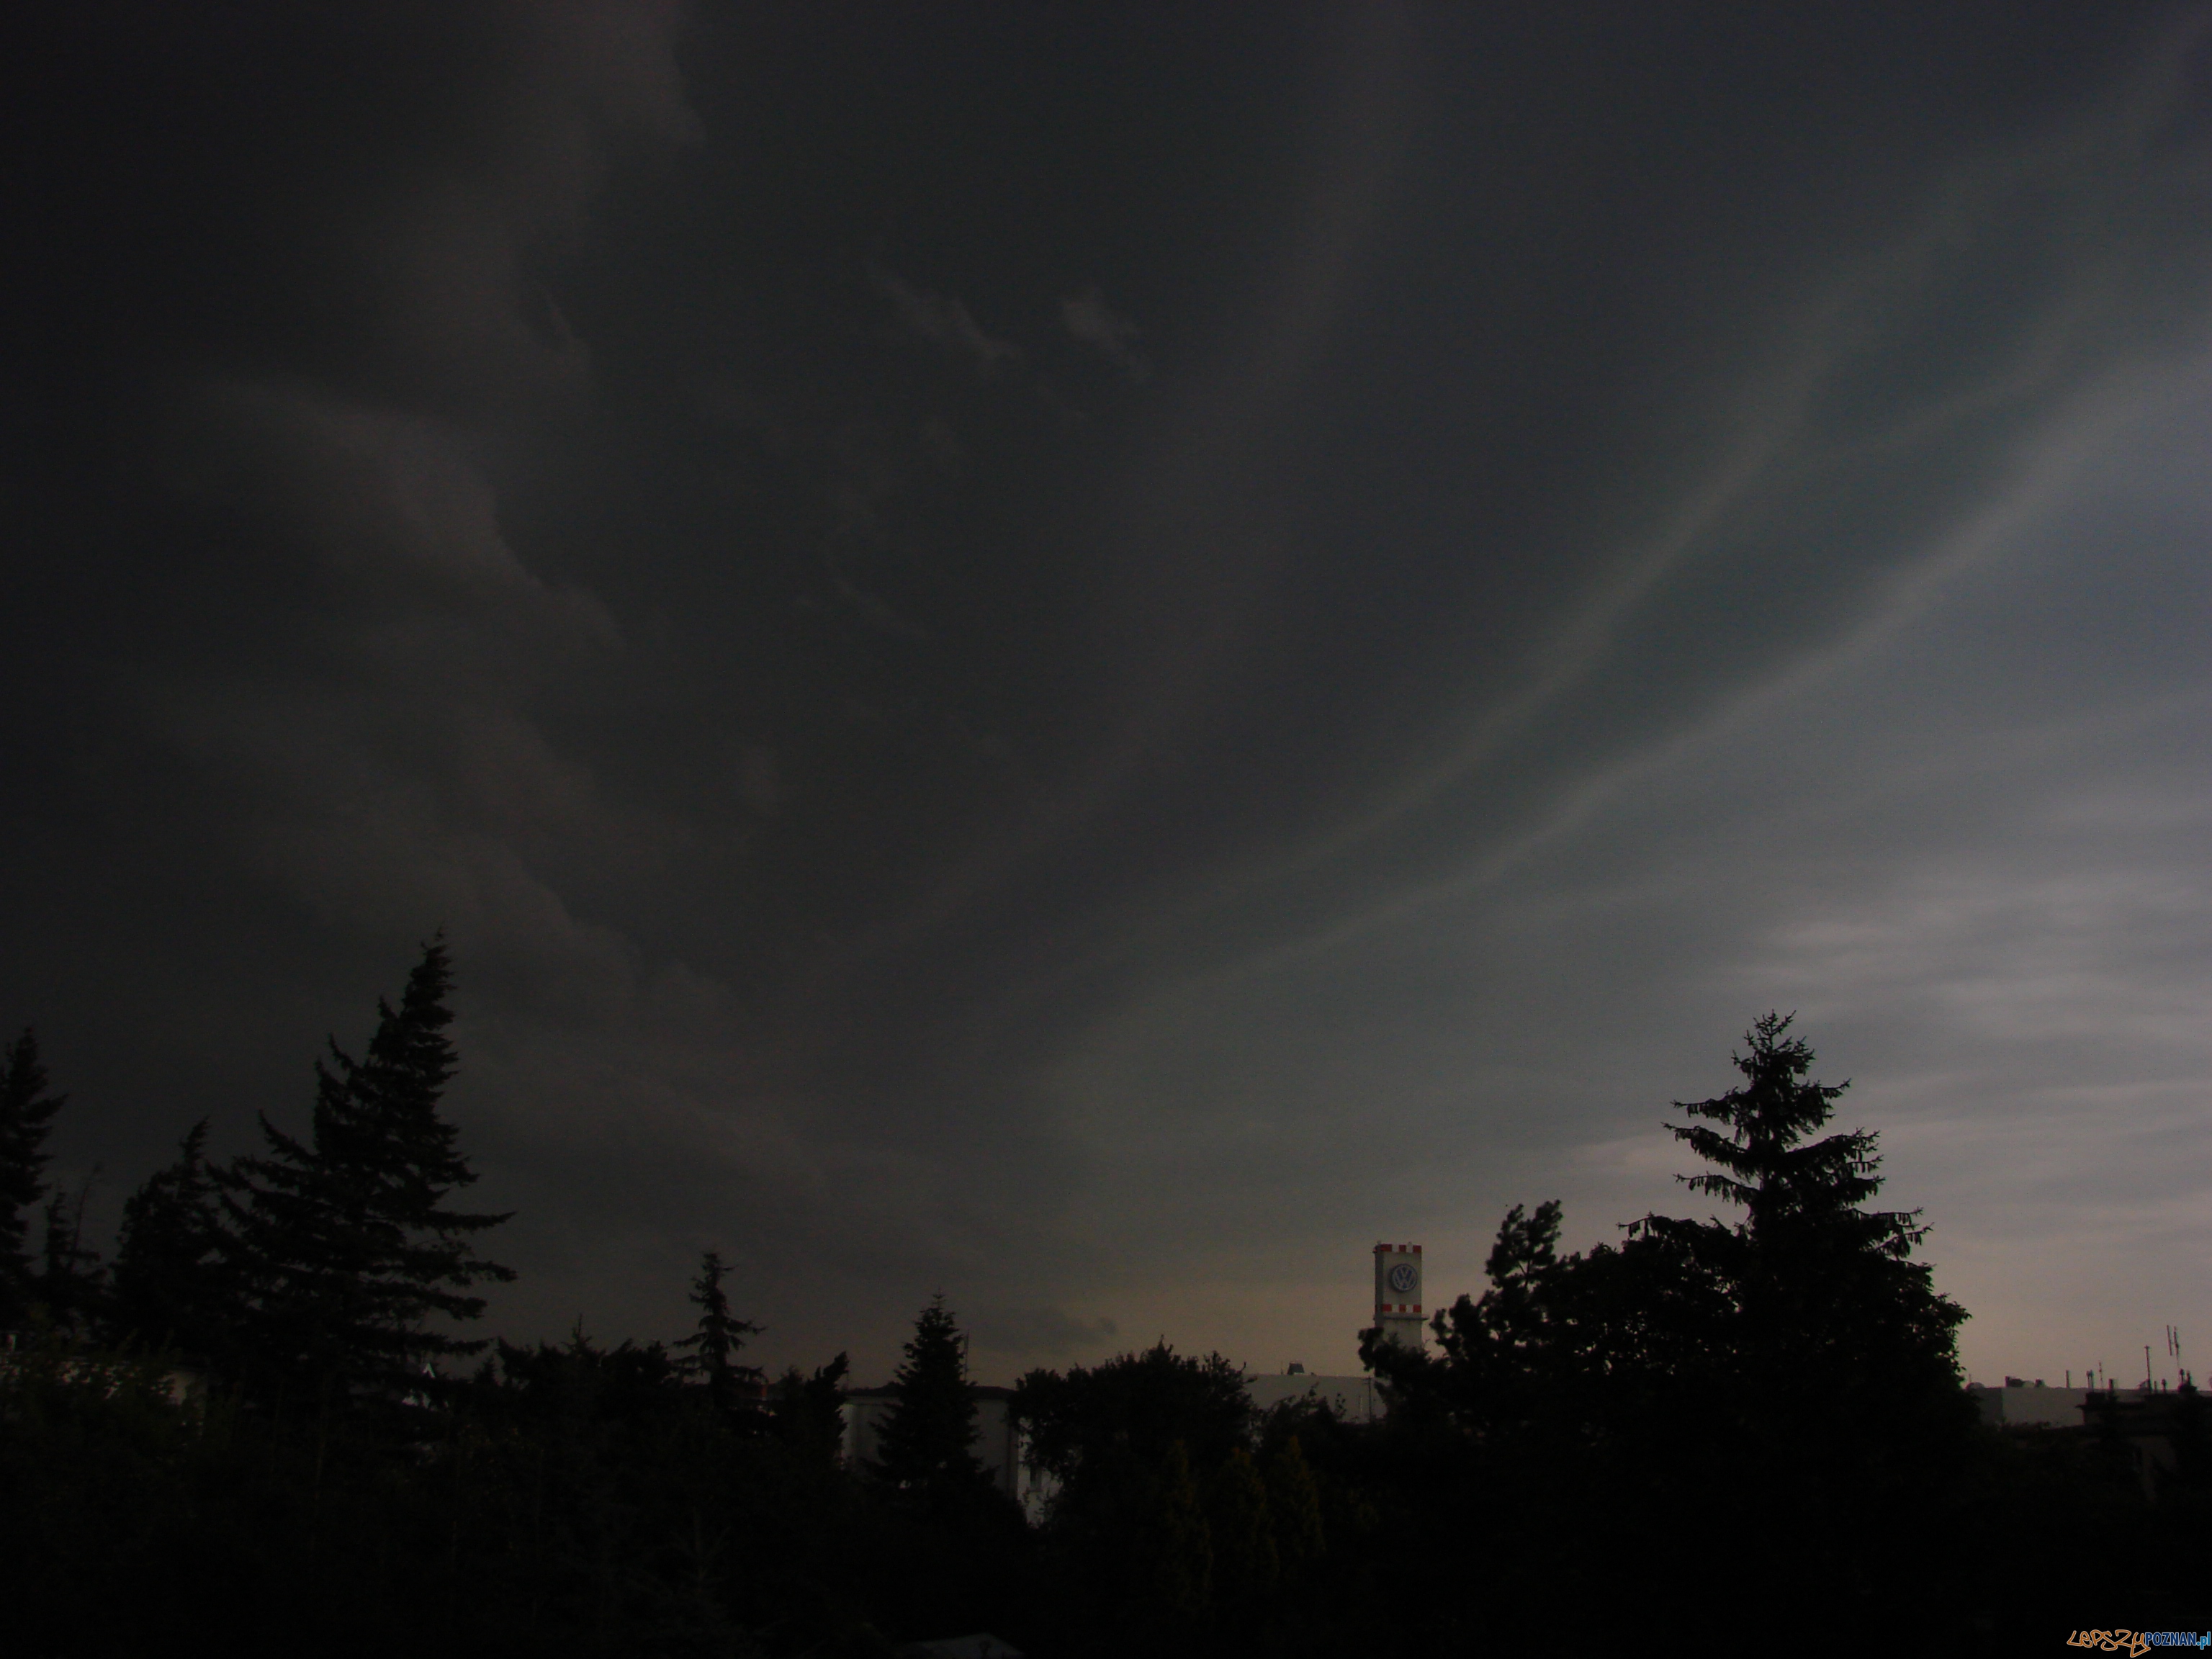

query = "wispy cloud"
[871, 266, 1021, 375]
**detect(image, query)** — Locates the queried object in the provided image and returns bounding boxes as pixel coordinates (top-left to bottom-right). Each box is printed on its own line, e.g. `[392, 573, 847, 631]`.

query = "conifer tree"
[222, 940, 514, 1398]
[33, 1174, 104, 1331]
[1634, 1011, 1967, 1390]
[871, 1293, 985, 1493]
[675, 1249, 763, 1413]
[0, 1028, 66, 1326]
[773, 1351, 852, 1468]
[109, 1121, 228, 1355]
[1368, 1015, 1966, 1472]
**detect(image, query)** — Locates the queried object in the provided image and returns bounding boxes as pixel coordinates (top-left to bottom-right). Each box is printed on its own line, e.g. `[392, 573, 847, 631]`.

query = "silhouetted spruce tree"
[33, 1173, 104, 1330]
[108, 1120, 228, 1355]
[222, 940, 514, 1399]
[674, 1249, 763, 1414]
[773, 1350, 851, 1469]
[1633, 1012, 1968, 1406]
[871, 1294, 986, 1495]
[0, 1028, 65, 1326]
[1621, 1014, 1976, 1630]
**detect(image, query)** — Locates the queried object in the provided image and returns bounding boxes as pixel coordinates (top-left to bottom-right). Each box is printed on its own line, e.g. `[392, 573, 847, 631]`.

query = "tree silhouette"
[1015, 1341, 1254, 1494]
[222, 940, 513, 1399]
[871, 1294, 984, 1496]
[0, 1029, 66, 1326]
[773, 1350, 851, 1469]
[35, 1173, 104, 1330]
[675, 1249, 763, 1414]
[1632, 1012, 1968, 1413]
[109, 1120, 227, 1355]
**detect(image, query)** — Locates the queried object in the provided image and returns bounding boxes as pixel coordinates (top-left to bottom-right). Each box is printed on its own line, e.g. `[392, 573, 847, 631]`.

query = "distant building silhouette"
[1970, 1375, 2201, 1502]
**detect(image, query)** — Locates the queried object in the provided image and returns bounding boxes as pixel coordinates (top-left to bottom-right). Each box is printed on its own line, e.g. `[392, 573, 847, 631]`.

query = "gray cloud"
[1060, 287, 1150, 381]
[968, 1306, 1120, 1361]
[871, 267, 1022, 377]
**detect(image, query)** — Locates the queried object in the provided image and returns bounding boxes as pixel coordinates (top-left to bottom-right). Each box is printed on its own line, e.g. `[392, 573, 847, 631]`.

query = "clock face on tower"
[1386, 1262, 1417, 1295]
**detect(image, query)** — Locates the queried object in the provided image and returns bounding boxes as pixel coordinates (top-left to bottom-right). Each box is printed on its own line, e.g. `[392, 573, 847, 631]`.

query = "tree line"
[4, 940, 509, 1403]
[1, 956, 2203, 1655]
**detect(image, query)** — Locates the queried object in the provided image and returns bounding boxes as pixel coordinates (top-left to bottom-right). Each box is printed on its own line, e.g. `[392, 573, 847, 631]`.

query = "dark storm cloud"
[13, 3, 2211, 1382]
[871, 266, 1022, 377]
[1059, 289, 1148, 382]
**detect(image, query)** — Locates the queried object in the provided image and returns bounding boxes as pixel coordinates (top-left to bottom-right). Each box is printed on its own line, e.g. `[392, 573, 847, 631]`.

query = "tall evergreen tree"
[1359, 1015, 1979, 1642]
[0, 1028, 66, 1326]
[1632, 1013, 1975, 1626]
[674, 1249, 763, 1413]
[222, 940, 514, 1398]
[1632, 1011, 1967, 1395]
[33, 1173, 104, 1331]
[871, 1294, 985, 1494]
[109, 1120, 228, 1354]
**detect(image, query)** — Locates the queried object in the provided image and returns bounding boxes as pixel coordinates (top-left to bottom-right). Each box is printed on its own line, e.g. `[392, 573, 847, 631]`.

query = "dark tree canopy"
[108, 1120, 226, 1356]
[1652, 1010, 1927, 1255]
[871, 1294, 985, 1496]
[773, 1349, 852, 1470]
[1371, 1015, 1965, 1425]
[0, 1028, 66, 1325]
[220, 940, 514, 1396]
[1015, 1341, 1255, 1492]
[675, 1248, 764, 1414]
[35, 1177, 104, 1331]
[2, 989, 2200, 1653]
[1632, 1012, 1969, 1413]
[1363, 1014, 1981, 1641]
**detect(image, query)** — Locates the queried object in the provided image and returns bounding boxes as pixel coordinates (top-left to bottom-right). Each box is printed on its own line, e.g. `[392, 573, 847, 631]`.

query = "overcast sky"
[15, 2, 2211, 1389]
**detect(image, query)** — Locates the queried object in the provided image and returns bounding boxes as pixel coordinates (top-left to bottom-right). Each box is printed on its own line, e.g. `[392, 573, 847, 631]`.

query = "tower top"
[1372, 1242, 1426, 1352]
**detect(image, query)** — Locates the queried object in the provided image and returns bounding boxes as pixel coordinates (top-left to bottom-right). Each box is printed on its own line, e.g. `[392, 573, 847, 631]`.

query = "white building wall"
[1970, 1380, 2094, 1429]
[1244, 1372, 1381, 1424]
